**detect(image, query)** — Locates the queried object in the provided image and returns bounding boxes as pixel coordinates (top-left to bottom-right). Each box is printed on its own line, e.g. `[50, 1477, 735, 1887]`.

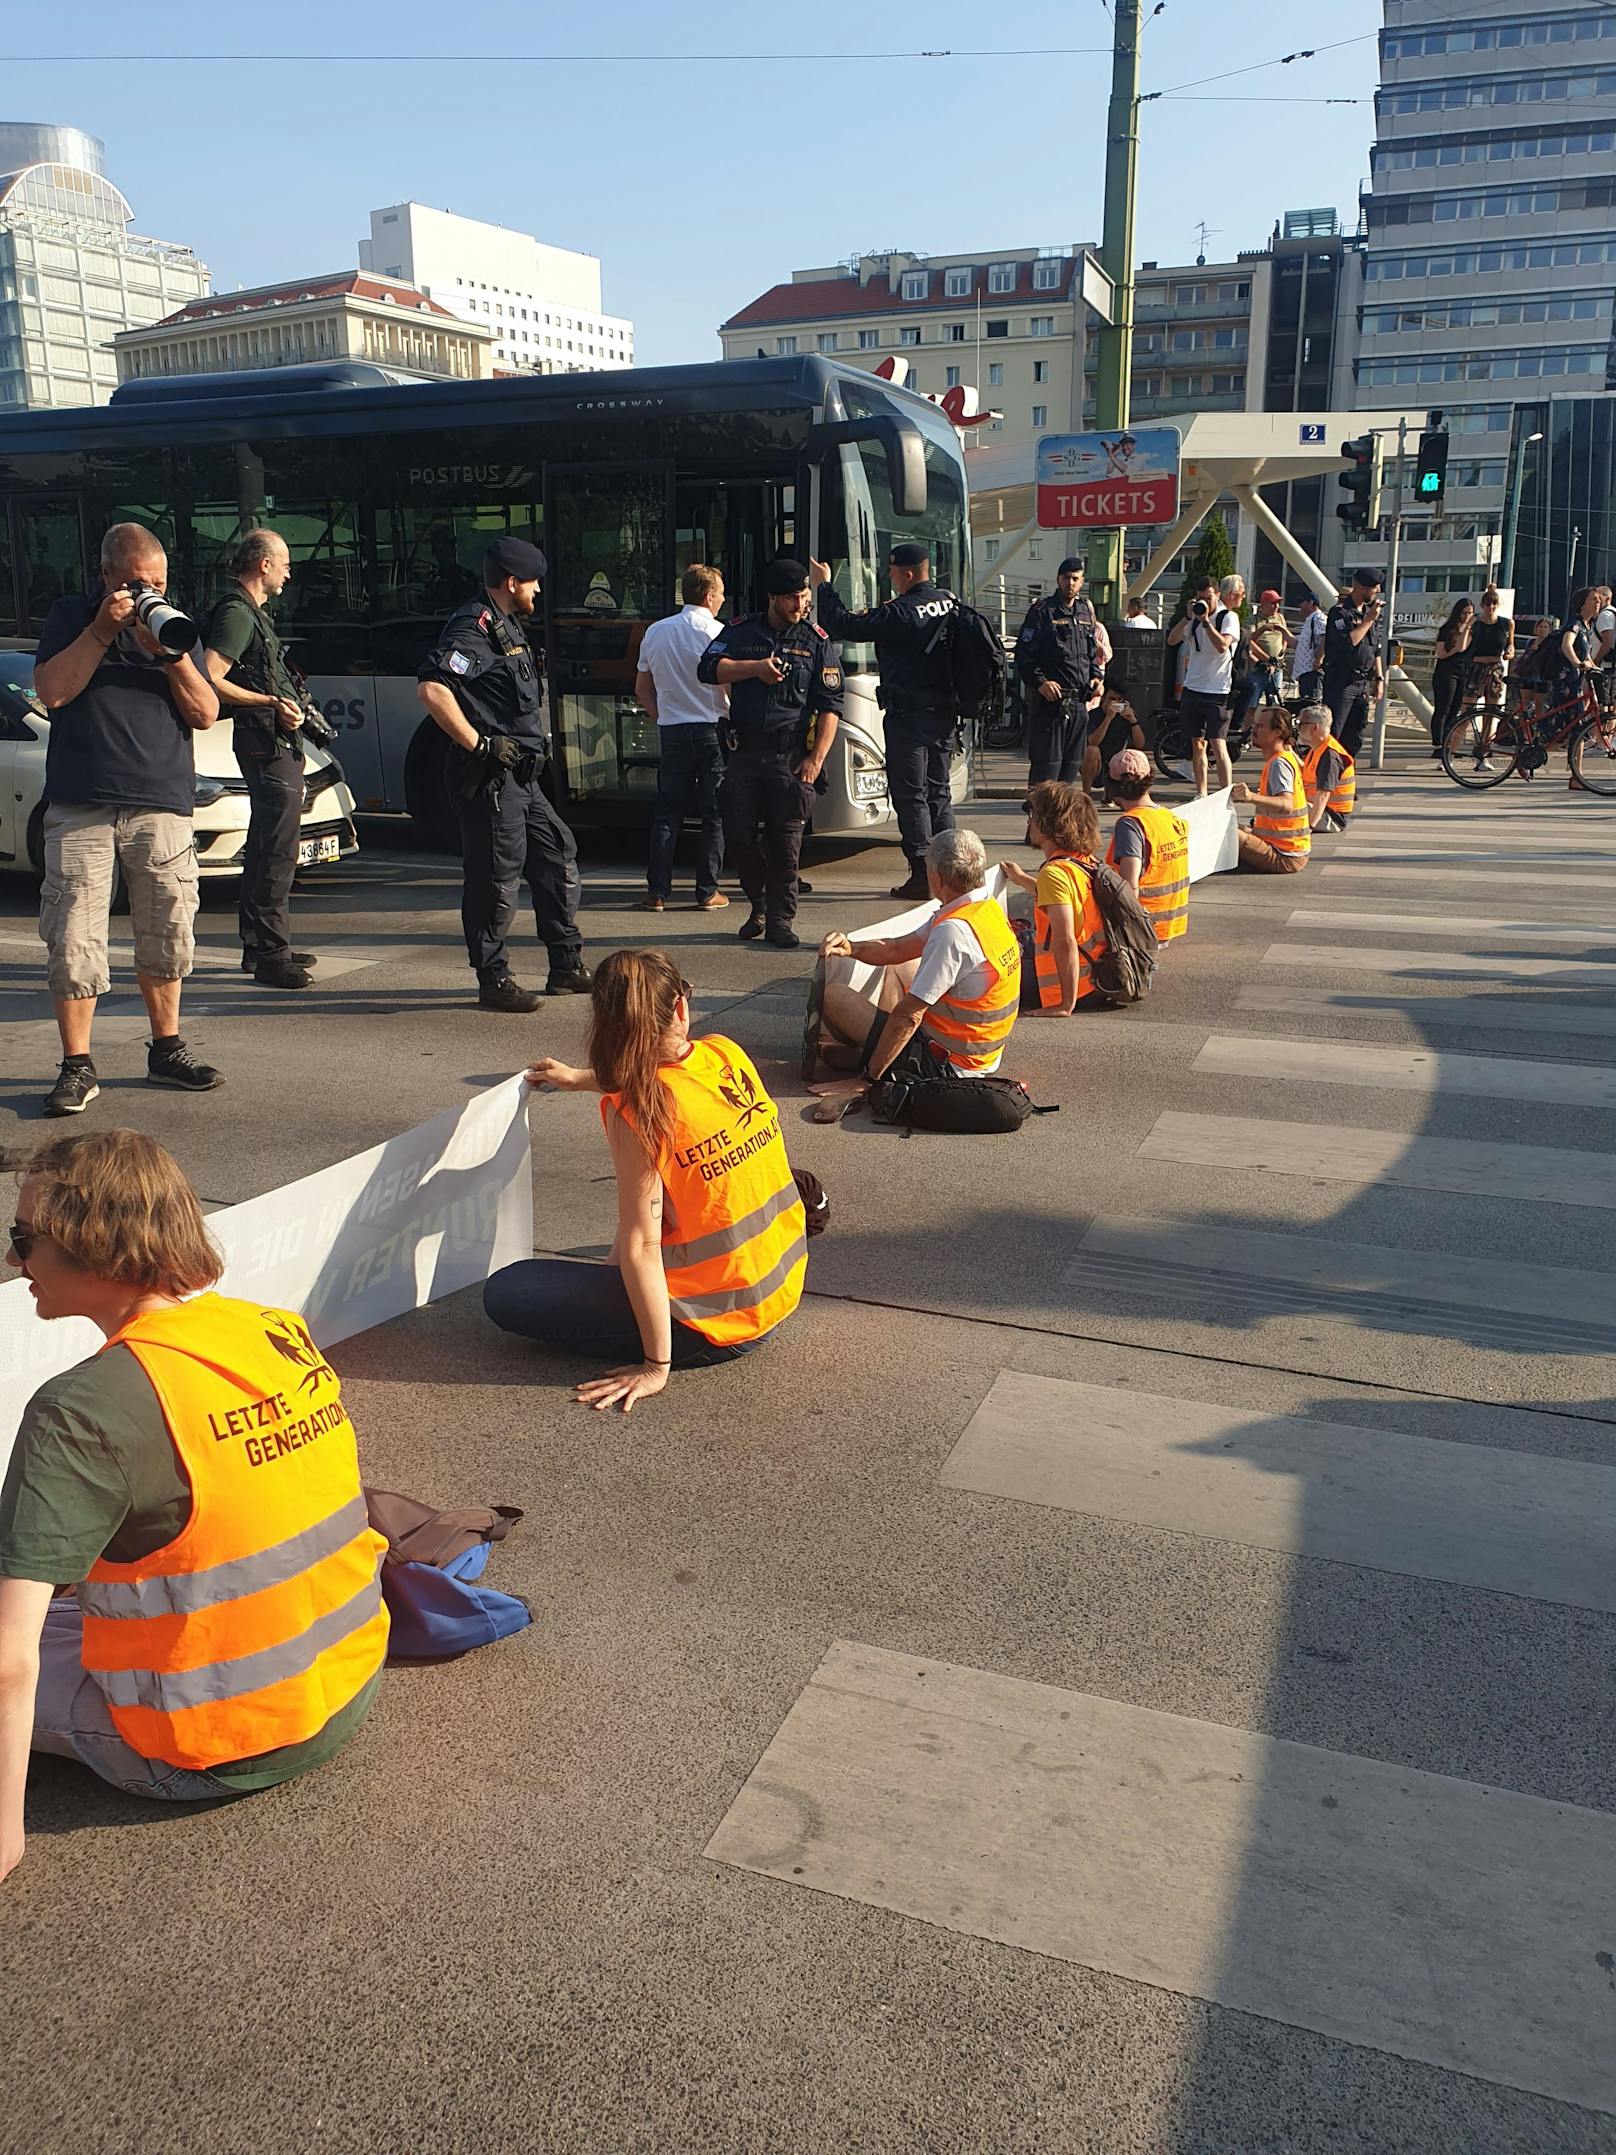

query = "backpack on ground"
[925, 596, 1007, 727]
[1079, 855, 1159, 1006]
[866, 1073, 1054, 1135]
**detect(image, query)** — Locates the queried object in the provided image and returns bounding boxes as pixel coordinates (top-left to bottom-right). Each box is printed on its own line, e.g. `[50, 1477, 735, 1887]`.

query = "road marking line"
[1063, 1214, 1616, 1355]
[1284, 910, 1616, 949]
[1233, 985, 1616, 1042]
[1319, 865, 1616, 896]
[1262, 943, 1616, 987]
[707, 1641, 1616, 2113]
[1140, 1109, 1616, 1212]
[1192, 1033, 1616, 1108]
[942, 1370, 1616, 1614]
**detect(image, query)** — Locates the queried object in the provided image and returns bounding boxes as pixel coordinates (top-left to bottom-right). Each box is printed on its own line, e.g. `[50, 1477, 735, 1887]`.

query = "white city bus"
[0, 356, 972, 846]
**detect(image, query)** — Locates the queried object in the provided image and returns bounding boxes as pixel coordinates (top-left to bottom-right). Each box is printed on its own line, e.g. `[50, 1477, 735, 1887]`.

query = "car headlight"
[194, 778, 227, 807]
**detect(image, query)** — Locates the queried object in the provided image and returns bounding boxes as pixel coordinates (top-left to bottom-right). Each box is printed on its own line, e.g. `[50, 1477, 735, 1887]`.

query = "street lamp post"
[1498, 427, 1542, 597]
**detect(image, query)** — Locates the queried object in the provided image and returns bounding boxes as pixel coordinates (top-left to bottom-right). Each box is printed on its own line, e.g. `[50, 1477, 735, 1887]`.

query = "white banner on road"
[1182, 786, 1240, 880]
[0, 1077, 533, 1473]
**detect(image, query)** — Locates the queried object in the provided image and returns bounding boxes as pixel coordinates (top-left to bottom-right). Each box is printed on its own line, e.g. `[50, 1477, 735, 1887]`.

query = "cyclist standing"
[1560, 588, 1605, 792]
[1463, 586, 1514, 773]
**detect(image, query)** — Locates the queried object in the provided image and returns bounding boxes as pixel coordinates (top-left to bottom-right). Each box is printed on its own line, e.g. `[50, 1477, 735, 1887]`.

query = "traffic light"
[1413, 427, 1450, 508]
[1337, 435, 1385, 535]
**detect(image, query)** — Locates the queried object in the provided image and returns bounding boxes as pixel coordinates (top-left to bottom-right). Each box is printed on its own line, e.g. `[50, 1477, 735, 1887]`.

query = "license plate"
[297, 832, 340, 866]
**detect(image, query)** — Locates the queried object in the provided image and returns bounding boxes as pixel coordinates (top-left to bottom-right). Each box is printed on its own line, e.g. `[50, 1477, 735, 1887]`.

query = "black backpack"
[866, 1072, 1052, 1134]
[925, 596, 1007, 726]
[1077, 855, 1159, 1006]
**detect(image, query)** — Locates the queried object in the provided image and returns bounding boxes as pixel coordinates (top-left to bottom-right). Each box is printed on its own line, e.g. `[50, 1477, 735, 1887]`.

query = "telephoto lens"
[126, 580, 198, 654]
[297, 704, 339, 748]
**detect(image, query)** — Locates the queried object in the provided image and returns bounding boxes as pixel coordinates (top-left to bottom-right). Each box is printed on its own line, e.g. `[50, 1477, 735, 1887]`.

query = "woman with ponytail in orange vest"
[1231, 706, 1312, 874]
[997, 783, 1111, 1014]
[488, 949, 808, 1413]
[1103, 749, 1191, 944]
[0, 1130, 387, 1881]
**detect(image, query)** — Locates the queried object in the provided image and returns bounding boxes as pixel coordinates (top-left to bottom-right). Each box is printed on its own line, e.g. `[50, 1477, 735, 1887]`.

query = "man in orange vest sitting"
[1103, 749, 1191, 944]
[0, 1129, 388, 1882]
[817, 827, 1020, 1083]
[1298, 703, 1357, 835]
[1230, 706, 1312, 874]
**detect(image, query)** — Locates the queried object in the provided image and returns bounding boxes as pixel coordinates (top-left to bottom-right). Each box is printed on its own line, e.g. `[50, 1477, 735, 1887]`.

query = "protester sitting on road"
[0, 1129, 389, 1880]
[1104, 750, 1190, 943]
[997, 784, 1111, 1014]
[1081, 686, 1146, 803]
[486, 950, 807, 1410]
[817, 828, 1021, 1074]
[1298, 704, 1356, 834]
[1231, 706, 1312, 874]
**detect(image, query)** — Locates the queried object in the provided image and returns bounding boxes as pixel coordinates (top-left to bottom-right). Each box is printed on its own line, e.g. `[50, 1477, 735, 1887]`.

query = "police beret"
[889, 542, 930, 568]
[764, 557, 810, 594]
[1057, 556, 1086, 575]
[1353, 566, 1385, 588]
[484, 536, 547, 584]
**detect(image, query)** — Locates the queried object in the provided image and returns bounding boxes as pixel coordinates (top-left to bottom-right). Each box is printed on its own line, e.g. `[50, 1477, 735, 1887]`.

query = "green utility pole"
[1088, 0, 1141, 615]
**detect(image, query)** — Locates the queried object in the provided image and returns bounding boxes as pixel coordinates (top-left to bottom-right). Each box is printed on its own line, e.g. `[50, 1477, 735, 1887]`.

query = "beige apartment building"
[114, 271, 494, 384]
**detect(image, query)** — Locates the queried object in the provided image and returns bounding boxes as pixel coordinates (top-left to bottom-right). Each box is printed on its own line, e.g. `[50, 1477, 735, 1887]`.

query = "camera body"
[284, 686, 339, 749]
[124, 580, 198, 655]
[1191, 598, 1210, 618]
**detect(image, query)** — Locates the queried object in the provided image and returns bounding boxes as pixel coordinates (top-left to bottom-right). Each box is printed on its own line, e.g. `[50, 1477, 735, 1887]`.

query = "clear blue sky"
[9, 0, 1381, 366]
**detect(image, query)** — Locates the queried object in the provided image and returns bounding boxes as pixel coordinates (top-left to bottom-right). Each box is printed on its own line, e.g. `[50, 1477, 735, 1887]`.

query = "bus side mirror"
[806, 417, 929, 518]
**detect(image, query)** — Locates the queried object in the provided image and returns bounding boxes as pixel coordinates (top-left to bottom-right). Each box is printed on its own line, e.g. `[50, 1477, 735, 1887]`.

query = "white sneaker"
[1474, 757, 1494, 772]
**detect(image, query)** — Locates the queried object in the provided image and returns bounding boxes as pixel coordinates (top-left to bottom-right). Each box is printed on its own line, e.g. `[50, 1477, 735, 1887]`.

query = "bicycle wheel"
[1153, 718, 1195, 785]
[1441, 710, 1521, 789]
[1568, 713, 1616, 798]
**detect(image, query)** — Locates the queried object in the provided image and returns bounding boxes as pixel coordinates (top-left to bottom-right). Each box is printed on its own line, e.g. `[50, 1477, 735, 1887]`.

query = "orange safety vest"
[1302, 733, 1356, 819]
[1106, 806, 1190, 944]
[1252, 746, 1312, 858]
[1034, 855, 1108, 1009]
[78, 1296, 388, 1772]
[606, 1035, 807, 1348]
[919, 894, 1022, 1068]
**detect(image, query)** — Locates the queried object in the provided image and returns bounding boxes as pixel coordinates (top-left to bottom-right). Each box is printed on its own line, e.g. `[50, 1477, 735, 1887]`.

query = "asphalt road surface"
[3, 743, 1615, 2155]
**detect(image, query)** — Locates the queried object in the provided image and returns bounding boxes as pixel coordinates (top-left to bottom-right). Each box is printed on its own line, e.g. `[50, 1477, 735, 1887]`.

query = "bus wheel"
[404, 721, 465, 855]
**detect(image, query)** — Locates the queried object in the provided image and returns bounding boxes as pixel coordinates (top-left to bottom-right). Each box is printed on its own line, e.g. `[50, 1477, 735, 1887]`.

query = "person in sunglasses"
[0, 1129, 387, 1883]
[485, 948, 809, 1412]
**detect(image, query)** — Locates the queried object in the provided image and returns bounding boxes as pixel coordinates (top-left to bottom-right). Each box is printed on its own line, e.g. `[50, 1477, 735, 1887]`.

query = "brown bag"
[364, 1488, 523, 1570]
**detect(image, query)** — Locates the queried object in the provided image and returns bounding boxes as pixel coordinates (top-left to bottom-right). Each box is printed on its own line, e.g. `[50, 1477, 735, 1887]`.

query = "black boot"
[545, 964, 594, 996]
[479, 975, 543, 1014]
[889, 867, 929, 901]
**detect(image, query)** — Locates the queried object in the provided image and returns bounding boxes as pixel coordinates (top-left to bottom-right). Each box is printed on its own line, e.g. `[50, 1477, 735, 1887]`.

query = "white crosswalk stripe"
[1262, 941, 1616, 986]
[1284, 908, 1616, 948]
[1234, 984, 1616, 1039]
[1192, 1032, 1616, 1107]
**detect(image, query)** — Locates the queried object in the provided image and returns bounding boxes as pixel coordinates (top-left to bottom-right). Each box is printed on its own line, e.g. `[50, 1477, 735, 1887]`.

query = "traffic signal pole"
[1089, 0, 1141, 614]
[1370, 415, 1408, 772]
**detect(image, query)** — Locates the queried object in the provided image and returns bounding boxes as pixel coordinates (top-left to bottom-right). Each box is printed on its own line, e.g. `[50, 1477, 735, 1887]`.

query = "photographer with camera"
[204, 528, 327, 990]
[32, 523, 222, 1118]
[1166, 576, 1240, 797]
[417, 537, 589, 1013]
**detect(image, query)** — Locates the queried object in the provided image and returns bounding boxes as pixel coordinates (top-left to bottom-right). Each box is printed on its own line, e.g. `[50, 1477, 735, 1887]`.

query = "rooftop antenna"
[1193, 220, 1218, 267]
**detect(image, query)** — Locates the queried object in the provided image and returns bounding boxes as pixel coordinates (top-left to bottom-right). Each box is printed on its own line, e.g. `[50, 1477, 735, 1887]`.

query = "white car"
[0, 652, 359, 879]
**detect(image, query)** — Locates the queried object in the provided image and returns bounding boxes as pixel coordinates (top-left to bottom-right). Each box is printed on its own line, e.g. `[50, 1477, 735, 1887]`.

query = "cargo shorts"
[39, 803, 199, 1000]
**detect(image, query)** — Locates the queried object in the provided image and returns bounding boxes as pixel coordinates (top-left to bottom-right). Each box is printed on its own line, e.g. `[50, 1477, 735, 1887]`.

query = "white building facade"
[1360, 0, 1616, 606]
[359, 203, 633, 376]
[0, 122, 208, 409]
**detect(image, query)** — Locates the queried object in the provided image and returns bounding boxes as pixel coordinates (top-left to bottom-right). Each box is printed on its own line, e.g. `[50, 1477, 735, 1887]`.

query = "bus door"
[9, 498, 88, 632]
[673, 478, 792, 616]
[543, 463, 672, 812]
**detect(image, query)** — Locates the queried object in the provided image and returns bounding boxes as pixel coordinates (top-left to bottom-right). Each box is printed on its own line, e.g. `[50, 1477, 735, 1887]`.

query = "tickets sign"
[1035, 427, 1182, 529]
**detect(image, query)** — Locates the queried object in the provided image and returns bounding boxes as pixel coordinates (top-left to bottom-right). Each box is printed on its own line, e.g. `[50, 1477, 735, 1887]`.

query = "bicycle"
[1439, 670, 1616, 795]
[1150, 704, 1252, 786]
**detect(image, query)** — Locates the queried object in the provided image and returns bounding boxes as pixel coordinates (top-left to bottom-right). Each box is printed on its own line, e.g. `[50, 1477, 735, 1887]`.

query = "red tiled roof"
[721, 258, 1077, 330]
[152, 272, 460, 328]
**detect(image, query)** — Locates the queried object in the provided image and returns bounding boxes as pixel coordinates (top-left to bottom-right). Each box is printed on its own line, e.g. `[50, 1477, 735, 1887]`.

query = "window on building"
[945, 364, 961, 387]
[983, 536, 1001, 563]
[944, 266, 972, 297]
[1174, 283, 1206, 305]
[988, 263, 1016, 293]
[1030, 316, 1055, 337]
[858, 328, 879, 349]
[777, 335, 797, 354]
[901, 271, 928, 300]
[985, 319, 1009, 338]
[1032, 404, 1048, 427]
[1032, 260, 1062, 290]
[1032, 359, 1049, 383]
[987, 361, 1004, 386]
[900, 326, 921, 346]
[948, 322, 966, 341]
[1028, 538, 1043, 562]
[818, 331, 838, 352]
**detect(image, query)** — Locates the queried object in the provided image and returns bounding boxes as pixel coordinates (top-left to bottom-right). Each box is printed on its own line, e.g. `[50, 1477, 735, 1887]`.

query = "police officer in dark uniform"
[416, 537, 590, 1013]
[697, 558, 842, 950]
[808, 541, 956, 900]
[1014, 556, 1105, 787]
[1322, 565, 1386, 760]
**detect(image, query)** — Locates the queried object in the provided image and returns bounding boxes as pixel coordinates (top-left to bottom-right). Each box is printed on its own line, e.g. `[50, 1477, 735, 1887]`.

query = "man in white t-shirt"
[634, 563, 730, 911]
[816, 828, 1019, 1082]
[1167, 575, 1240, 795]
[1118, 595, 1156, 630]
[1594, 584, 1615, 667]
[1290, 594, 1327, 705]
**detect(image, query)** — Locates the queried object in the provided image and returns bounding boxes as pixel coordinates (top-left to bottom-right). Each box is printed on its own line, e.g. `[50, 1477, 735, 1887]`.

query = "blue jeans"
[647, 723, 725, 901]
[484, 1258, 753, 1367]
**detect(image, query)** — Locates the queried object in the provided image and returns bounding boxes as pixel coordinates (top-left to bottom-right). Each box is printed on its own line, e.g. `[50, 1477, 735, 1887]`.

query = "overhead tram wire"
[11, 41, 1113, 62]
[1140, 29, 1379, 104]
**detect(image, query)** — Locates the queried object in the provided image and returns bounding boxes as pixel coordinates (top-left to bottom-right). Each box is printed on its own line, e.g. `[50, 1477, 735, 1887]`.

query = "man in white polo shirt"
[634, 564, 730, 912]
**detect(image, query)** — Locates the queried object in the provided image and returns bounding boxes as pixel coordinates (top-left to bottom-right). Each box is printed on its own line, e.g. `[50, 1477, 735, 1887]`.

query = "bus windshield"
[818, 378, 969, 674]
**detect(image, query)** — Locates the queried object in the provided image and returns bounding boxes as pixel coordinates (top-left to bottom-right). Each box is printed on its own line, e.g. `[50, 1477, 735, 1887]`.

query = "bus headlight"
[849, 745, 887, 800]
